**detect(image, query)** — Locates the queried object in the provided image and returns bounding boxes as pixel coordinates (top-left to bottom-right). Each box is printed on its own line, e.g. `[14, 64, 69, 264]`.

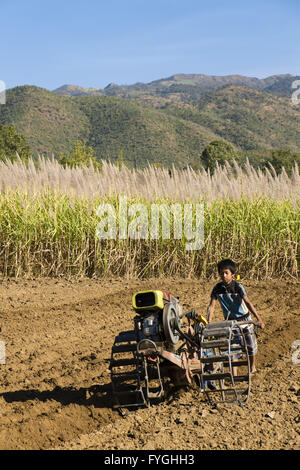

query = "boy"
[207, 259, 265, 373]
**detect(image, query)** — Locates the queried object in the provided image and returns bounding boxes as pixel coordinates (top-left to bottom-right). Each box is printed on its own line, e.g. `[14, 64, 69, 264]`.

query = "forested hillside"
[0, 75, 299, 169]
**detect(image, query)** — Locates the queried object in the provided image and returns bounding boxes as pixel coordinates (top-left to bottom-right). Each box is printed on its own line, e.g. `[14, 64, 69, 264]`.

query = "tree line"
[0, 124, 299, 175]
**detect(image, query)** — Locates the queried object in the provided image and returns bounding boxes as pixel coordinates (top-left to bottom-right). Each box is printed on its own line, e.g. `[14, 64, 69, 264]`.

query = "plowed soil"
[0, 277, 299, 450]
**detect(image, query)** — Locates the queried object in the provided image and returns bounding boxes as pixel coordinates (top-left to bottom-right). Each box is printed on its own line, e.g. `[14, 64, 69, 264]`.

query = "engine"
[132, 290, 182, 347]
[140, 313, 162, 342]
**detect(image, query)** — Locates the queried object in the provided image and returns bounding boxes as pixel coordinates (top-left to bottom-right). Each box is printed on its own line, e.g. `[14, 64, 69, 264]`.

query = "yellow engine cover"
[132, 290, 164, 311]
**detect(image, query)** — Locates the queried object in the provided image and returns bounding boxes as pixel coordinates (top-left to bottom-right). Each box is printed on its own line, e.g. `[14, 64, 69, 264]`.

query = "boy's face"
[219, 268, 233, 285]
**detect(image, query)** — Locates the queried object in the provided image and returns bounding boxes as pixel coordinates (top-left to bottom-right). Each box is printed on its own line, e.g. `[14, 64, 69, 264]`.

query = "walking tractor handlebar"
[237, 320, 261, 328]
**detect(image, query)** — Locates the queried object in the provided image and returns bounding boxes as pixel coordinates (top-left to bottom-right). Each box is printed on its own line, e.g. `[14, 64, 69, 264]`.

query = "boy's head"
[217, 259, 236, 284]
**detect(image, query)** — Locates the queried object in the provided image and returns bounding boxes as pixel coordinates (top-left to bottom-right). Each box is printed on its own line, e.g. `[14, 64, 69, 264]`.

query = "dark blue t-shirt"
[211, 280, 249, 320]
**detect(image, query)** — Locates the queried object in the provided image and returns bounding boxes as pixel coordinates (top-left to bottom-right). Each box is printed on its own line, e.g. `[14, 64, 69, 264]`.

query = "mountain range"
[0, 73, 299, 169]
[54, 73, 300, 100]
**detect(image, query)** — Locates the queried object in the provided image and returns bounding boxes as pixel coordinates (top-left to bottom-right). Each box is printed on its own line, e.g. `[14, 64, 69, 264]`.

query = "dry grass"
[0, 155, 299, 202]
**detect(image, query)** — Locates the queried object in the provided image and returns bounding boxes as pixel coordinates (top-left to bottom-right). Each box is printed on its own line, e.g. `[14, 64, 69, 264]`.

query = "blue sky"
[1, 0, 299, 90]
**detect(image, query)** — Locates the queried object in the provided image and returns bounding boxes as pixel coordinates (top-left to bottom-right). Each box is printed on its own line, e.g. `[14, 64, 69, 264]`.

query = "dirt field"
[0, 277, 299, 450]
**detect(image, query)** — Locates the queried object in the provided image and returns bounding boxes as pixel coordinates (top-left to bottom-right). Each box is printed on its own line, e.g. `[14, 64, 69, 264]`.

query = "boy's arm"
[243, 295, 265, 329]
[207, 297, 216, 323]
